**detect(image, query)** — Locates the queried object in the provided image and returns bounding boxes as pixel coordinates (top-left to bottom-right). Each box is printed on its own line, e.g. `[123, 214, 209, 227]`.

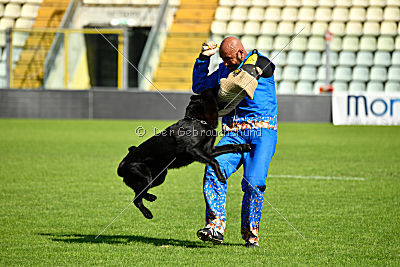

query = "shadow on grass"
[39, 233, 243, 248]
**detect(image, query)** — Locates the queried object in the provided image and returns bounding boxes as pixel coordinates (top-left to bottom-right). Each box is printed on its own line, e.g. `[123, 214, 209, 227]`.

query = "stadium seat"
[270, 50, 287, 66]
[332, 81, 348, 92]
[219, 0, 235, 6]
[392, 51, 400, 66]
[335, 66, 352, 82]
[291, 36, 307, 51]
[380, 22, 397, 36]
[332, 7, 348, 22]
[336, 0, 352, 7]
[12, 47, 22, 62]
[277, 22, 294, 35]
[377, 36, 394, 51]
[311, 22, 328, 35]
[359, 36, 377, 51]
[388, 67, 400, 81]
[352, 66, 369, 82]
[366, 82, 384, 92]
[15, 18, 34, 28]
[366, 7, 383, 21]
[345, 22, 362, 36]
[338, 51, 356, 66]
[308, 36, 324, 51]
[298, 7, 314, 22]
[227, 21, 243, 35]
[268, 0, 285, 7]
[385, 82, 400, 92]
[286, 0, 302, 7]
[282, 66, 299, 81]
[296, 81, 313, 94]
[244, 21, 260, 35]
[236, 0, 251, 7]
[342, 36, 359, 51]
[0, 17, 14, 29]
[322, 51, 338, 66]
[318, 0, 334, 7]
[318, 66, 334, 81]
[281, 7, 298, 22]
[369, 0, 385, 7]
[329, 22, 345, 36]
[278, 81, 295, 94]
[210, 34, 224, 44]
[352, 0, 368, 7]
[349, 7, 366, 21]
[256, 35, 274, 50]
[211, 21, 227, 35]
[295, 22, 311, 35]
[370, 66, 387, 82]
[4, 3, 20, 18]
[264, 7, 281, 22]
[274, 66, 282, 81]
[260, 22, 277, 34]
[231, 7, 247, 21]
[0, 4, 4, 17]
[330, 37, 342, 52]
[287, 51, 303, 66]
[241, 36, 256, 49]
[396, 36, 400, 50]
[20, 3, 39, 18]
[12, 31, 28, 47]
[273, 36, 291, 51]
[362, 22, 380, 35]
[247, 7, 264, 21]
[0, 61, 5, 77]
[387, 0, 400, 6]
[300, 66, 317, 81]
[356, 51, 373, 67]
[348, 81, 366, 92]
[251, 0, 268, 7]
[374, 51, 391, 67]
[304, 51, 321, 66]
[383, 7, 399, 21]
[215, 7, 231, 21]
[302, 0, 318, 7]
[314, 7, 331, 22]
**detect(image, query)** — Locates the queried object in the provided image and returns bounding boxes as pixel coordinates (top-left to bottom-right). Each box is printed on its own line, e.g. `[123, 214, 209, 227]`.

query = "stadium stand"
[206, 0, 400, 94]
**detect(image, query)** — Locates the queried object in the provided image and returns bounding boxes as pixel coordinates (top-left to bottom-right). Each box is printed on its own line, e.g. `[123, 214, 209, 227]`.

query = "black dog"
[117, 88, 251, 219]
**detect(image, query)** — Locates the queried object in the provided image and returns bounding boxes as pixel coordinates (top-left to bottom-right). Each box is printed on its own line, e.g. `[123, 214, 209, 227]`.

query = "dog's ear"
[201, 89, 219, 128]
[128, 145, 137, 152]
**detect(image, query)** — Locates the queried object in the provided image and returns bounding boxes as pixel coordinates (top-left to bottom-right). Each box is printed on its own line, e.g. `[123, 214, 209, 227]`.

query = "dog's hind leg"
[134, 198, 153, 219]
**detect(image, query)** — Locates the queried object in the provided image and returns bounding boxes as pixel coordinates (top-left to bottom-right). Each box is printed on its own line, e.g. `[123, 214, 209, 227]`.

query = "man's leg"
[241, 128, 277, 246]
[198, 131, 245, 243]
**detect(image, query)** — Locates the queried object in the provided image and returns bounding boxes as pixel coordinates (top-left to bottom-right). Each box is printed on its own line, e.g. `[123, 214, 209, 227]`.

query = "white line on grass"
[269, 175, 366, 181]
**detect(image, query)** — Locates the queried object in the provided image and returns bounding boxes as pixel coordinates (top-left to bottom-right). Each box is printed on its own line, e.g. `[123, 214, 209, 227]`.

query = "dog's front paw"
[144, 193, 157, 202]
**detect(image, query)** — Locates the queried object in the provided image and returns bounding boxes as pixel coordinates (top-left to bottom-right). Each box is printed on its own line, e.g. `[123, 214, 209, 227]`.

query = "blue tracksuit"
[193, 51, 278, 243]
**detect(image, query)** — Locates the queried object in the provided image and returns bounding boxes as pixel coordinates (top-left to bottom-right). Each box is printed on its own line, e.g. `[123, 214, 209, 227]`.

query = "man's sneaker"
[197, 226, 224, 245]
[245, 240, 259, 248]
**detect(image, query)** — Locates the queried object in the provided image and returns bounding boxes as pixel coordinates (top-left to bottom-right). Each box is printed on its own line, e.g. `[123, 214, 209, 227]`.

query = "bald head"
[219, 37, 248, 71]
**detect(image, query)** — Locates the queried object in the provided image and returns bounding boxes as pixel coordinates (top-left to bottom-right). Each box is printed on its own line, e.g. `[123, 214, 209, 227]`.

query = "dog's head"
[185, 88, 218, 128]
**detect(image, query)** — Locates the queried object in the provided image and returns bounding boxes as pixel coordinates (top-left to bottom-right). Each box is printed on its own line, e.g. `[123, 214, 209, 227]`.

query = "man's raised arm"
[192, 41, 220, 94]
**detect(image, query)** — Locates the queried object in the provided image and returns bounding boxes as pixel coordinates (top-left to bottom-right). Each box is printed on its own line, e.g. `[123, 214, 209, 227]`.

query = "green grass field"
[0, 119, 399, 265]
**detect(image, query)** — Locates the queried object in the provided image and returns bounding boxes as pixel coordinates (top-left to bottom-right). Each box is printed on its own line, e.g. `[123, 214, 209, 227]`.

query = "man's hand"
[201, 41, 218, 57]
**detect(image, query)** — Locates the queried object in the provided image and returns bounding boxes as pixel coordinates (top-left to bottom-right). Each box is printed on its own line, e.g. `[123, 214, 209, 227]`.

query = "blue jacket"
[192, 50, 278, 131]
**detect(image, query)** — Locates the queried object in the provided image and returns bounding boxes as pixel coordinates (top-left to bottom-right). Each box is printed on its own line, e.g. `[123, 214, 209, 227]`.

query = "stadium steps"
[152, 0, 218, 91]
[11, 0, 70, 89]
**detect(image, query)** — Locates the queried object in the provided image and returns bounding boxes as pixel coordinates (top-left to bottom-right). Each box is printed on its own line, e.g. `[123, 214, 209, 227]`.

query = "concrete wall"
[0, 89, 332, 122]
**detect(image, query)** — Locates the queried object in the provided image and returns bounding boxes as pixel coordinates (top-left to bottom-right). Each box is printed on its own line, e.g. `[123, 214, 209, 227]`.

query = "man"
[192, 37, 277, 247]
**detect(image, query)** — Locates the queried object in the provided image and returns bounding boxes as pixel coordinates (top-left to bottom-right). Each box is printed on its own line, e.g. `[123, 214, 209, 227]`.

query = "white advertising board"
[332, 92, 400, 125]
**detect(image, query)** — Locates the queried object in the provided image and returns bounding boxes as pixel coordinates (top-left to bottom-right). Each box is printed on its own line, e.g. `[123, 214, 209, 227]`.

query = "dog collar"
[184, 116, 208, 125]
